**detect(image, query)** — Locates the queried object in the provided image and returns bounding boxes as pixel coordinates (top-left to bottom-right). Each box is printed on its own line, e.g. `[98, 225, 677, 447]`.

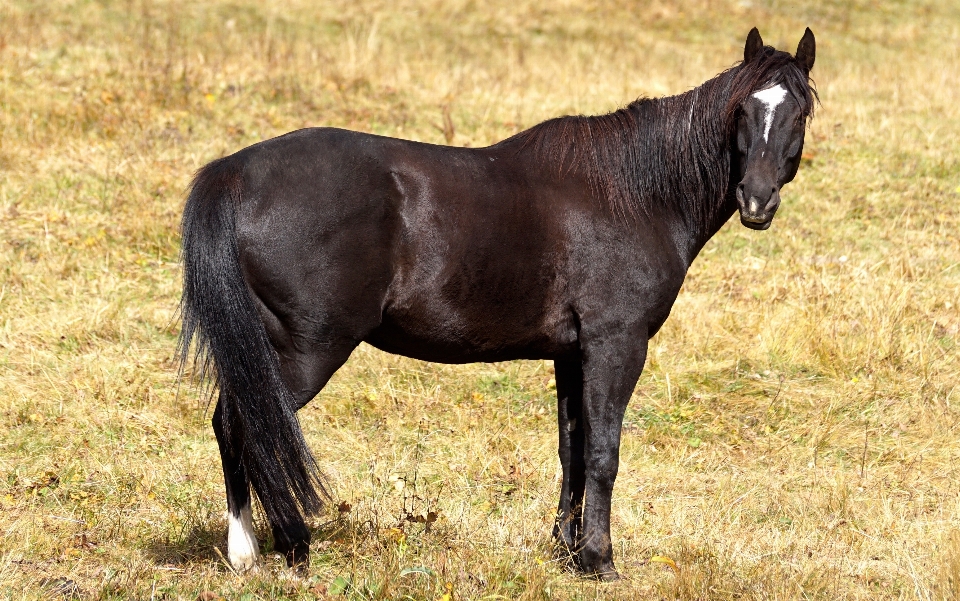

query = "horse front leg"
[553, 359, 586, 558]
[576, 332, 648, 580]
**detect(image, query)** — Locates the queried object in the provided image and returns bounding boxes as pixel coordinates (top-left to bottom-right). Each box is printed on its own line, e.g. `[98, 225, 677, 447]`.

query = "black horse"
[179, 28, 816, 579]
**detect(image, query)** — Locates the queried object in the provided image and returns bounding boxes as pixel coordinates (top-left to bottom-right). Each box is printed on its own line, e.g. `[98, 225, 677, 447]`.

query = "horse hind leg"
[213, 341, 352, 573]
[212, 393, 261, 571]
[257, 339, 360, 568]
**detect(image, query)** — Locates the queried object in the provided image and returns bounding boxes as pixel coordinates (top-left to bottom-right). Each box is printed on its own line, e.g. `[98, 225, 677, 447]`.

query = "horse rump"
[177, 155, 327, 555]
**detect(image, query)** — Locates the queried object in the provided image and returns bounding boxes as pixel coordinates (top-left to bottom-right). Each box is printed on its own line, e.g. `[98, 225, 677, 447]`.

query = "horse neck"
[624, 71, 741, 265]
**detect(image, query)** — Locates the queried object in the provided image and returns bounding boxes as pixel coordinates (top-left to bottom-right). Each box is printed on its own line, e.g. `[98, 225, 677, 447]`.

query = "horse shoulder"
[560, 214, 689, 340]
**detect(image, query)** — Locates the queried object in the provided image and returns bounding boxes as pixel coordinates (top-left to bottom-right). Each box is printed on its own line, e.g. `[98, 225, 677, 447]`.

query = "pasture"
[1, 0, 959, 599]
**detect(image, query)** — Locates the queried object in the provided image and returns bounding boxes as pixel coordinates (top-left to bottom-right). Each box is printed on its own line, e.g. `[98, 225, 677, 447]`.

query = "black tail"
[178, 156, 326, 527]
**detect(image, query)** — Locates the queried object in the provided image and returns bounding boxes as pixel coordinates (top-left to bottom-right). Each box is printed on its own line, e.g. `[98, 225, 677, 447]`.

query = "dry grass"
[1, 0, 959, 599]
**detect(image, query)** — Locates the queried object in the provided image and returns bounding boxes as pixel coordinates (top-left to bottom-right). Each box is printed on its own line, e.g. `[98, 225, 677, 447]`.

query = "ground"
[1, 0, 959, 599]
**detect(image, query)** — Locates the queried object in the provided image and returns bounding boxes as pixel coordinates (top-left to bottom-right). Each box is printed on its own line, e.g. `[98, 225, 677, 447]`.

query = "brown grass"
[1, 0, 959, 599]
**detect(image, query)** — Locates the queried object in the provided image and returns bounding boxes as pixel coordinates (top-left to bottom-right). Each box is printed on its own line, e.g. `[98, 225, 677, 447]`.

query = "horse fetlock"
[576, 545, 618, 581]
[552, 518, 580, 555]
[227, 505, 261, 572]
[267, 515, 312, 571]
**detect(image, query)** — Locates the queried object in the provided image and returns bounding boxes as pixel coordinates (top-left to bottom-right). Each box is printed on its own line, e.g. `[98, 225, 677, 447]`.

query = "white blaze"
[227, 503, 260, 571]
[752, 84, 788, 143]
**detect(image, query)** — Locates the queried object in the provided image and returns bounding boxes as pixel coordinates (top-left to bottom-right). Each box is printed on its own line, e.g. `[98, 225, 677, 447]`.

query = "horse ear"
[796, 27, 816, 71]
[744, 27, 763, 63]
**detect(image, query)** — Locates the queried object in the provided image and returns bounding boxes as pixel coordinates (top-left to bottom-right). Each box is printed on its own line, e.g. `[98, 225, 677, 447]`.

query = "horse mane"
[498, 46, 818, 224]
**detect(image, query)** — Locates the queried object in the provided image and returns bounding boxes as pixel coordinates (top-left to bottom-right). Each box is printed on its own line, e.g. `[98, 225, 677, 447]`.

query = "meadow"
[1, 0, 959, 599]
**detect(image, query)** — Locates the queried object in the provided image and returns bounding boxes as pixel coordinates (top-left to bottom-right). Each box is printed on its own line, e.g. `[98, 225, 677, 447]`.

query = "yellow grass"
[1, 0, 959, 599]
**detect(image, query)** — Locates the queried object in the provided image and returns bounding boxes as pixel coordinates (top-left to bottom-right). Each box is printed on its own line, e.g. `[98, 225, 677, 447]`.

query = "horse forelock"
[724, 47, 819, 127]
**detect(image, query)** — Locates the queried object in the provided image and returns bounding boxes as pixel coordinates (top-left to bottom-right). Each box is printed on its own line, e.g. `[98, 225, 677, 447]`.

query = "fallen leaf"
[650, 554, 680, 574]
[438, 580, 454, 601]
[383, 527, 406, 544]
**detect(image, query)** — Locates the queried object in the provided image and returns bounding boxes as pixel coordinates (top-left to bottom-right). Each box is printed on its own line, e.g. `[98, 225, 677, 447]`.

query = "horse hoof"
[276, 567, 310, 583]
[578, 568, 620, 582]
[579, 564, 620, 581]
[233, 558, 261, 574]
[551, 540, 577, 564]
[225, 547, 260, 573]
[284, 546, 311, 574]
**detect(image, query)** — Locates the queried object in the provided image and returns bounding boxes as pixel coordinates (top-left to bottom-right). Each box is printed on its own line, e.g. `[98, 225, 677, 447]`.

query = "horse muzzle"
[736, 184, 780, 231]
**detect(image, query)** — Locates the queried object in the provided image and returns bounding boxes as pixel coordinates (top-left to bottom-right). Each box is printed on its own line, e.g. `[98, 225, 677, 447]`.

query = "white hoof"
[227, 503, 261, 572]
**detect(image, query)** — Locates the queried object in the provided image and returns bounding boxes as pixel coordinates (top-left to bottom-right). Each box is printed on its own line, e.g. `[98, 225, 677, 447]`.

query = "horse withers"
[179, 28, 817, 579]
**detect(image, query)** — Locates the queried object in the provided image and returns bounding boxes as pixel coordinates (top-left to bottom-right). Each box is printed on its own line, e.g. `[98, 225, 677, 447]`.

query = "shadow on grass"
[143, 521, 227, 567]
[140, 509, 359, 570]
[137, 504, 565, 600]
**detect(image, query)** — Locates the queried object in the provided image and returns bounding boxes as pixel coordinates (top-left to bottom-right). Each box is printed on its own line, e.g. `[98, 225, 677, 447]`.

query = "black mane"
[499, 47, 818, 223]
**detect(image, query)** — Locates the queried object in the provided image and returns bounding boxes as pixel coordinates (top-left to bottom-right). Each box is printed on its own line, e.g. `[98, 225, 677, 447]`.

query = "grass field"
[1, 0, 959, 599]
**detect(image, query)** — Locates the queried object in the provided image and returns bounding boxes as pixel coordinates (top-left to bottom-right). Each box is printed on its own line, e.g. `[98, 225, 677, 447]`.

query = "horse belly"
[365, 303, 578, 364]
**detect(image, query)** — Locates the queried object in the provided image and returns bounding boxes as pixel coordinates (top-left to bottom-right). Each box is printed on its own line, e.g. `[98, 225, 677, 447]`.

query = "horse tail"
[178, 156, 326, 526]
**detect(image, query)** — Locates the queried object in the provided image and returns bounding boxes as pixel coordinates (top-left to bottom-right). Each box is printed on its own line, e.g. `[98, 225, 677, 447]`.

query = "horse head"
[734, 27, 816, 230]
